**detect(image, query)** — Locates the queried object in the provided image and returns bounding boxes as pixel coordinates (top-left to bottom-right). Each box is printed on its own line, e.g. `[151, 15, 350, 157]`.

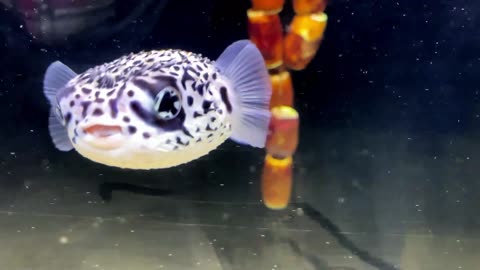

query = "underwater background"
[1, 0, 479, 269]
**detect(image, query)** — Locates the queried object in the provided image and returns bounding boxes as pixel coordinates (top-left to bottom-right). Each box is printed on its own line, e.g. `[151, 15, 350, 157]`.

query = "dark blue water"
[0, 1, 479, 269]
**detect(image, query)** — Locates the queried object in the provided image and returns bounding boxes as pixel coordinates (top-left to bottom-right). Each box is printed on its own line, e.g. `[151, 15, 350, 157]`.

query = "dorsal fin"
[43, 61, 77, 105]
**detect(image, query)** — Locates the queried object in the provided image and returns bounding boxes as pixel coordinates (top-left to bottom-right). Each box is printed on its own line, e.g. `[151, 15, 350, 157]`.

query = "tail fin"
[215, 40, 272, 148]
[43, 61, 77, 151]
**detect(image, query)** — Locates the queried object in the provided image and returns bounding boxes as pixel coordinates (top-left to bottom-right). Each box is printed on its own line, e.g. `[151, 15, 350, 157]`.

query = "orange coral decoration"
[248, 0, 329, 210]
[247, 9, 284, 69]
[261, 155, 293, 210]
[269, 71, 294, 109]
[251, 0, 285, 12]
[284, 12, 328, 70]
[293, 0, 328, 14]
[266, 106, 299, 158]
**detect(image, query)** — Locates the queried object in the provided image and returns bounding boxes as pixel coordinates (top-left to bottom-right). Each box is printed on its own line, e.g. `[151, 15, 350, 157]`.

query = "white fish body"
[43, 40, 272, 169]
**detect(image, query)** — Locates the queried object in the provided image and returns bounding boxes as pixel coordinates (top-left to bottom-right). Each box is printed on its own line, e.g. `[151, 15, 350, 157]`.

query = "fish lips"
[81, 124, 126, 150]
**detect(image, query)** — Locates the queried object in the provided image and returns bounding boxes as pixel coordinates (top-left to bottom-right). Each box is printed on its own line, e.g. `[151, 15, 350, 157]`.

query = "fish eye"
[153, 86, 182, 120]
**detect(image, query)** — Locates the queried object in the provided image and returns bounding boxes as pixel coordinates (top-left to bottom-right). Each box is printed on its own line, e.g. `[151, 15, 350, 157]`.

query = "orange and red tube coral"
[248, 0, 329, 210]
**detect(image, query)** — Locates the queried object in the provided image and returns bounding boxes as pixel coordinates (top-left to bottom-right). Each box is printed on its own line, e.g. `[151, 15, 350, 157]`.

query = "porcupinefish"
[43, 40, 272, 169]
[42, 40, 272, 169]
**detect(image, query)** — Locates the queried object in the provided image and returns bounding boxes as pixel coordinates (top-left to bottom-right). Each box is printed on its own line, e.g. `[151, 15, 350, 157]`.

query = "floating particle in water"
[59, 236, 69, 244]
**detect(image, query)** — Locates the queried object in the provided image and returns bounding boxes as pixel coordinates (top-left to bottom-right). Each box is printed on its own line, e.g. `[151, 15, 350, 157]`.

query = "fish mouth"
[83, 124, 123, 138]
[82, 124, 124, 150]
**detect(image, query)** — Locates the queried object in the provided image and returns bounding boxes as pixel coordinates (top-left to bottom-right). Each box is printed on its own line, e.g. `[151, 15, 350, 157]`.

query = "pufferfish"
[42, 40, 272, 169]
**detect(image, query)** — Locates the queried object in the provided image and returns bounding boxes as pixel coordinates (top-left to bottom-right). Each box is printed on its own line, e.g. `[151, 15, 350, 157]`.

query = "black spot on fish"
[143, 132, 151, 139]
[65, 113, 72, 125]
[169, 72, 179, 77]
[108, 100, 118, 118]
[95, 92, 100, 98]
[123, 116, 130, 123]
[210, 117, 216, 122]
[196, 127, 200, 132]
[180, 67, 196, 89]
[206, 124, 216, 131]
[207, 134, 213, 138]
[128, 126, 137, 134]
[193, 111, 202, 118]
[109, 85, 125, 118]
[146, 58, 154, 63]
[203, 82, 210, 95]
[182, 127, 194, 138]
[87, 78, 94, 84]
[70, 101, 75, 107]
[81, 87, 92, 94]
[187, 96, 193, 106]
[72, 137, 77, 144]
[75, 94, 80, 99]
[107, 89, 115, 96]
[133, 60, 141, 66]
[127, 90, 134, 97]
[166, 139, 171, 144]
[132, 69, 142, 77]
[173, 145, 179, 150]
[173, 66, 180, 71]
[212, 73, 217, 80]
[176, 136, 189, 146]
[195, 83, 204, 95]
[99, 75, 115, 89]
[218, 109, 223, 115]
[220, 87, 232, 113]
[93, 108, 103, 116]
[202, 100, 212, 114]
[95, 98, 105, 103]
[196, 138, 202, 143]
[202, 73, 208, 80]
[81, 101, 91, 117]
[123, 67, 132, 75]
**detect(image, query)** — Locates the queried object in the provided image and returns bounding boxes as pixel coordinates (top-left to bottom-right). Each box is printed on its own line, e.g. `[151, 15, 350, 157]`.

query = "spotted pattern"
[56, 47, 235, 167]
